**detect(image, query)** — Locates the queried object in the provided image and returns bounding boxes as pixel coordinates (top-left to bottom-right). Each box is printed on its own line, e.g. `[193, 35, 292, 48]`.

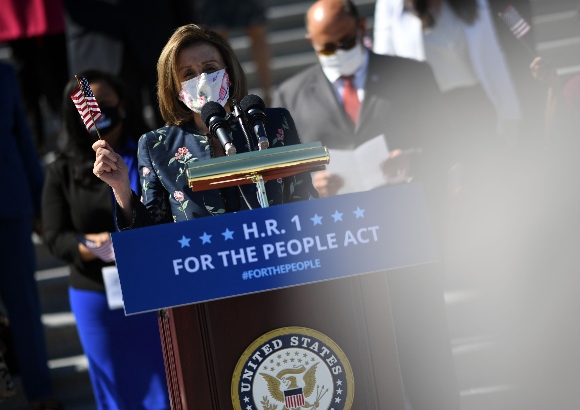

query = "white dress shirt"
[373, 0, 522, 123]
[422, 1, 479, 92]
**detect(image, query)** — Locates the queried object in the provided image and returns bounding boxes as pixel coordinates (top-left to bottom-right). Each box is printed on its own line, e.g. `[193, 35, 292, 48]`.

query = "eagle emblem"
[260, 363, 328, 409]
[231, 327, 354, 410]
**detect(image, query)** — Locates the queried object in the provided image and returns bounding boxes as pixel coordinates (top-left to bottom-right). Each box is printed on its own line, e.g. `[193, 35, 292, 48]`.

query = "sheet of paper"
[102, 266, 124, 310]
[325, 134, 389, 195]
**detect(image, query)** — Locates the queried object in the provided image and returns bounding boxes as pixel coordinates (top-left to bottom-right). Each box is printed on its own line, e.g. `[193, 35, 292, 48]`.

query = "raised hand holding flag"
[70, 76, 103, 138]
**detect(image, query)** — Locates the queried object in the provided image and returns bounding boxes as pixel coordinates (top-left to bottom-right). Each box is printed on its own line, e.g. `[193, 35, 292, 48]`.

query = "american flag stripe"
[77, 236, 116, 262]
[285, 394, 305, 409]
[70, 76, 102, 132]
[511, 19, 530, 38]
[500, 5, 531, 40]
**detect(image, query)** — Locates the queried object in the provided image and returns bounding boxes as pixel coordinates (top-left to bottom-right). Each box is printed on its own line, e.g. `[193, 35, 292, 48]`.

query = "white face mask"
[178, 68, 230, 113]
[318, 42, 366, 83]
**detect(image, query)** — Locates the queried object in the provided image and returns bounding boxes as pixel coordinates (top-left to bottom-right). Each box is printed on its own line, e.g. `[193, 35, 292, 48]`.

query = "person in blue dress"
[42, 69, 169, 410]
[92, 24, 318, 228]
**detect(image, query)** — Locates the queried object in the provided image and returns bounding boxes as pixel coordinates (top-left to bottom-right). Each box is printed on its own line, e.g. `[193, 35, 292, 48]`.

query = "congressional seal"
[232, 326, 354, 410]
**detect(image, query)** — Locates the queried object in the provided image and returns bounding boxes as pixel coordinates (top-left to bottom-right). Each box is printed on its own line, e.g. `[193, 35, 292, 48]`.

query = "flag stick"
[498, 11, 537, 59]
[75, 75, 103, 140]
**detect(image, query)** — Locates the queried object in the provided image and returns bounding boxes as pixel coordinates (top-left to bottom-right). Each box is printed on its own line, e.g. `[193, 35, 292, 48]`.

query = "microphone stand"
[230, 99, 256, 152]
[229, 99, 268, 207]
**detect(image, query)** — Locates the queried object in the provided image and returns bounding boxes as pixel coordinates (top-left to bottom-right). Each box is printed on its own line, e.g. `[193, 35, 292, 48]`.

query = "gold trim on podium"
[187, 142, 329, 192]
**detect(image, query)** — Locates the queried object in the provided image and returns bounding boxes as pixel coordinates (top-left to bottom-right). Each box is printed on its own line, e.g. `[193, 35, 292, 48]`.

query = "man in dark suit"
[272, 0, 451, 199]
[272, 1, 459, 409]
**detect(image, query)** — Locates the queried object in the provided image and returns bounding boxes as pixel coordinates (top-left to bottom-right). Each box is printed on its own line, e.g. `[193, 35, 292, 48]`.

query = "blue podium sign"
[112, 183, 438, 315]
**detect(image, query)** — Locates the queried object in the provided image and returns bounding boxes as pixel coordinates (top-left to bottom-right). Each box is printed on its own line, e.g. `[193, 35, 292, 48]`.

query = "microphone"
[201, 102, 236, 156]
[240, 95, 269, 151]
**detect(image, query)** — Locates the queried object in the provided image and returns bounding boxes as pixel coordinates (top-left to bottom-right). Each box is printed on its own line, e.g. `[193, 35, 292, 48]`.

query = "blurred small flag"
[500, 5, 531, 39]
[70, 76, 102, 132]
[77, 236, 116, 263]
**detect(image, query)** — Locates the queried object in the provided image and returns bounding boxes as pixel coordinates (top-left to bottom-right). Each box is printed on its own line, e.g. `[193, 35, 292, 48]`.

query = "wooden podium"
[158, 270, 408, 409]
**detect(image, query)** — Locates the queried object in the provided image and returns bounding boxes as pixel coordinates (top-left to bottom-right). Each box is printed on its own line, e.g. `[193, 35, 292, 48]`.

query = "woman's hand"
[92, 140, 134, 221]
[92, 140, 129, 190]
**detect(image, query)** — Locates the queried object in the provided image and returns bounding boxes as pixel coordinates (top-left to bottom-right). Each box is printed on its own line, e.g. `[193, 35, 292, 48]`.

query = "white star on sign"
[331, 210, 343, 222]
[353, 207, 365, 218]
[311, 213, 323, 225]
[222, 228, 234, 240]
[177, 235, 191, 248]
[199, 232, 212, 244]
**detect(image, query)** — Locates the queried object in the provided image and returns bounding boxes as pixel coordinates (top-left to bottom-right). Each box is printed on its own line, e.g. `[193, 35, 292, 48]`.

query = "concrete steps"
[532, 0, 580, 80]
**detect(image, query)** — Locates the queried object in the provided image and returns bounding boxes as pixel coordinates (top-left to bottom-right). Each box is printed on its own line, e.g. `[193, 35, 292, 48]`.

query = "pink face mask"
[178, 68, 230, 113]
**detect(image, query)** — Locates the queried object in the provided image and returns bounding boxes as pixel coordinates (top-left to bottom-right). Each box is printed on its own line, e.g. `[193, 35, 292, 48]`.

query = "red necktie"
[342, 75, 360, 125]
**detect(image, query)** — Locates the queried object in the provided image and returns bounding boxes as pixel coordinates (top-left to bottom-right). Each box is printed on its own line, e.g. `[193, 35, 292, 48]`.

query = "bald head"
[306, 0, 358, 34]
[305, 0, 364, 55]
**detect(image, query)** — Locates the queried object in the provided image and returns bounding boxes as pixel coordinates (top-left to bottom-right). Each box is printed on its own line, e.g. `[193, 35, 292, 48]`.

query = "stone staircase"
[2, 0, 579, 409]
[532, 0, 580, 80]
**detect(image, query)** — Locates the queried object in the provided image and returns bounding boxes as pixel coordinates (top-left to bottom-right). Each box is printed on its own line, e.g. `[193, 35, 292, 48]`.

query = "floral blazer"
[119, 108, 318, 229]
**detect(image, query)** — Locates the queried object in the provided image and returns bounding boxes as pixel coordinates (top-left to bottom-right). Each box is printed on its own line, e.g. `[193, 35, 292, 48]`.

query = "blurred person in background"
[63, 0, 195, 129]
[274, 0, 452, 200]
[0, 0, 69, 155]
[488, 0, 545, 146]
[42, 69, 169, 410]
[0, 61, 61, 410]
[373, 0, 522, 187]
[195, 0, 273, 106]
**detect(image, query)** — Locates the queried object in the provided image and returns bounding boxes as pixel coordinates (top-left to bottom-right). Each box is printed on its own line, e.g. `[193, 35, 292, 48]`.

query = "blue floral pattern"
[125, 108, 318, 228]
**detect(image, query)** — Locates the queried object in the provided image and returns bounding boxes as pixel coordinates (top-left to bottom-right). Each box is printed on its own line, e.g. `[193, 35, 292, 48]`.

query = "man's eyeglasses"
[315, 34, 359, 56]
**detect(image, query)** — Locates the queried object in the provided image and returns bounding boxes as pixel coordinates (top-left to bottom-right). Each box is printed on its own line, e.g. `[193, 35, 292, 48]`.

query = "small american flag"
[500, 5, 531, 39]
[77, 236, 116, 263]
[70, 76, 102, 132]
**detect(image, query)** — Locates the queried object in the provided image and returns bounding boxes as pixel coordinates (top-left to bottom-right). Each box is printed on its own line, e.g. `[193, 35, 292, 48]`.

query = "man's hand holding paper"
[322, 134, 412, 195]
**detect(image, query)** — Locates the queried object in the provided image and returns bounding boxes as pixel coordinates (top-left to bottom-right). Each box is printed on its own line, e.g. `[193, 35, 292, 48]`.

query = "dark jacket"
[272, 51, 452, 186]
[42, 156, 117, 291]
[0, 62, 44, 220]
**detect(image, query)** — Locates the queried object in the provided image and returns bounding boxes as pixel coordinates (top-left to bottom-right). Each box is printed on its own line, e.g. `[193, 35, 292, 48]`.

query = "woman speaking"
[93, 24, 317, 228]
